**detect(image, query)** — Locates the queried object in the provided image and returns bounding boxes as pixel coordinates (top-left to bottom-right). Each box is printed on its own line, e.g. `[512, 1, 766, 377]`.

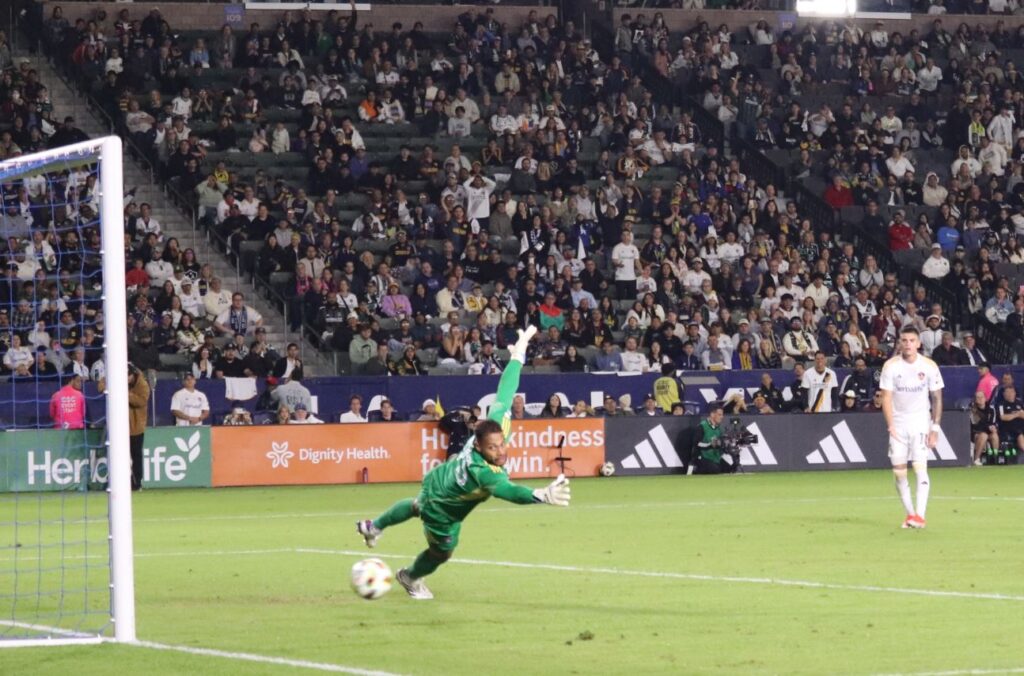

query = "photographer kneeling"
[693, 403, 739, 475]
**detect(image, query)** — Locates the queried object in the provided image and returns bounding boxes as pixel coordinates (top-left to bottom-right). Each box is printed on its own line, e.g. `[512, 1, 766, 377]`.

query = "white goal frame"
[0, 136, 135, 646]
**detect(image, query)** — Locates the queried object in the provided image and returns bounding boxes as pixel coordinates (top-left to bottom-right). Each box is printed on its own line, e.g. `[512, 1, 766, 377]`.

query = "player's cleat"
[901, 515, 926, 529]
[396, 568, 434, 600]
[356, 520, 382, 548]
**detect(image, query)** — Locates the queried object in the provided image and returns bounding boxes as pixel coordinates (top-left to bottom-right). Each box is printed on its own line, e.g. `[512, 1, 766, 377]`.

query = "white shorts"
[888, 428, 929, 465]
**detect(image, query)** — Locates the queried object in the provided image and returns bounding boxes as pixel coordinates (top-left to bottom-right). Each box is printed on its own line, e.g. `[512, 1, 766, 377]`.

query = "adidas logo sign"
[620, 423, 779, 470]
[736, 422, 778, 466]
[928, 429, 958, 461]
[621, 425, 684, 470]
[806, 421, 866, 464]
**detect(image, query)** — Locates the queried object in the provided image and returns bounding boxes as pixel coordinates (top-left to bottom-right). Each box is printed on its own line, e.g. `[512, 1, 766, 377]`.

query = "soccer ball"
[350, 558, 393, 600]
[599, 461, 616, 477]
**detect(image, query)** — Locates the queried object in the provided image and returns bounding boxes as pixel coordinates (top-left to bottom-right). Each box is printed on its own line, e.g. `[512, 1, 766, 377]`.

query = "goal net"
[0, 137, 135, 647]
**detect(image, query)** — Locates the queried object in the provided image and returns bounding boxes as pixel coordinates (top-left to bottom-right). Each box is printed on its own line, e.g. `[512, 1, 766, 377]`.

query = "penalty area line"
[129, 494, 1024, 525]
[0, 619, 403, 675]
[874, 668, 1024, 675]
[129, 640, 404, 676]
[294, 548, 1024, 604]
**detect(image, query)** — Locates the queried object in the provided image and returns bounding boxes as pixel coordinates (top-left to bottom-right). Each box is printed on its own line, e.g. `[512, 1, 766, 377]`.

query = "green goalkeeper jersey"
[419, 359, 537, 528]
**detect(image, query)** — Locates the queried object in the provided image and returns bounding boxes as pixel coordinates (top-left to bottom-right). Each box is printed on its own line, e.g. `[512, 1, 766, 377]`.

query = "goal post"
[99, 135, 136, 644]
[0, 135, 135, 646]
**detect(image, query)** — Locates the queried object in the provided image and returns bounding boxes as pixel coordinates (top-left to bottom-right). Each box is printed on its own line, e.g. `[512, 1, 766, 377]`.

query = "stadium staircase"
[18, 52, 334, 377]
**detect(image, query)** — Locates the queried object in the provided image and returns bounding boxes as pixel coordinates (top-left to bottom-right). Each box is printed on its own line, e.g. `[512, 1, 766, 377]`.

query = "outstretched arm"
[484, 471, 537, 504]
[487, 326, 536, 424]
[480, 469, 570, 506]
[487, 358, 522, 424]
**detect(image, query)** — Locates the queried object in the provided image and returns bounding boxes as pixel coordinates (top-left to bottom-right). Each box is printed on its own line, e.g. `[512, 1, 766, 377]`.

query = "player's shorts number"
[888, 429, 929, 465]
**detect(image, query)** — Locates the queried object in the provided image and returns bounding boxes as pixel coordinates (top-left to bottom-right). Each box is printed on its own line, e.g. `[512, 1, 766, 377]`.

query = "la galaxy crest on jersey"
[891, 369, 928, 393]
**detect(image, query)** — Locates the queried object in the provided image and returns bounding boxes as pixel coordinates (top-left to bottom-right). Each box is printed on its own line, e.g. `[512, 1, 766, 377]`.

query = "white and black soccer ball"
[350, 558, 393, 600]
[599, 461, 616, 477]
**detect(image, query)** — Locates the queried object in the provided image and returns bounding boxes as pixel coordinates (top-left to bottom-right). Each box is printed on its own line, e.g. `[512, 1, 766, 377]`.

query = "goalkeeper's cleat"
[396, 568, 434, 600]
[356, 520, 382, 548]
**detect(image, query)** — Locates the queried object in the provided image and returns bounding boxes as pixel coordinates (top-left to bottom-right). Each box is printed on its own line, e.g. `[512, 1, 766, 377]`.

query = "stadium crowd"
[1, 4, 1023, 425]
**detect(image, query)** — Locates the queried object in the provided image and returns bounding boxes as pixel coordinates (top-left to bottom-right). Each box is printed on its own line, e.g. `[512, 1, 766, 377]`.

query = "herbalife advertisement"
[0, 428, 211, 492]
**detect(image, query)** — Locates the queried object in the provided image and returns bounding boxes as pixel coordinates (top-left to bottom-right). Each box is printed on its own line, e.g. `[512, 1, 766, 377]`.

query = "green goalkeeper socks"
[373, 498, 417, 530]
[408, 549, 444, 579]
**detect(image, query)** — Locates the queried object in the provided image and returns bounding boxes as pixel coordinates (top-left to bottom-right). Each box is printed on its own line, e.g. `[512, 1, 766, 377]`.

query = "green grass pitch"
[2, 467, 1023, 675]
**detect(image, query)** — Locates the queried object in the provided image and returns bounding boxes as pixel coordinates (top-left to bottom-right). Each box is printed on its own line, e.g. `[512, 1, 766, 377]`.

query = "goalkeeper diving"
[356, 325, 571, 600]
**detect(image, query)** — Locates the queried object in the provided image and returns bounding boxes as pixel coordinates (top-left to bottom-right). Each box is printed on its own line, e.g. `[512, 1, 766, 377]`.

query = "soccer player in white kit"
[879, 326, 944, 529]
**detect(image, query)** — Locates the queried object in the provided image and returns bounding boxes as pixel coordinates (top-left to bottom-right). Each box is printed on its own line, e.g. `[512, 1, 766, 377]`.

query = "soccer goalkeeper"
[356, 325, 571, 600]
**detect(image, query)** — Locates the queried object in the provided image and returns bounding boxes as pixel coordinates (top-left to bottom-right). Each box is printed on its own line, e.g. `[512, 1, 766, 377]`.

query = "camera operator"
[440, 407, 477, 459]
[693, 403, 739, 475]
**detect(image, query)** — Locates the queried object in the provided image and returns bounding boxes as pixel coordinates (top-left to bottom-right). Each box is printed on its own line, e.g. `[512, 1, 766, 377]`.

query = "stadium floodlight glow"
[0, 136, 134, 647]
[795, 0, 857, 16]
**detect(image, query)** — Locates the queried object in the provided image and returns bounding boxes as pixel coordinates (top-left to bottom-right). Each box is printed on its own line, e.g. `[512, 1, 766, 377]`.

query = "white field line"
[6, 545, 1023, 603]
[0, 620, 104, 648]
[0, 619, 100, 638]
[874, 668, 1024, 676]
[296, 547, 1024, 603]
[1, 617, 403, 675]
[0, 548, 295, 564]
[23, 495, 1024, 528]
[5, 619, 1021, 676]
[124, 494, 1024, 525]
[130, 640, 404, 675]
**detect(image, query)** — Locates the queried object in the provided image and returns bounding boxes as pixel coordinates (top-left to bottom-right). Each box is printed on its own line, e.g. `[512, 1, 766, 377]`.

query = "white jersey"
[878, 354, 943, 432]
[611, 243, 640, 281]
[171, 388, 210, 426]
[802, 367, 838, 412]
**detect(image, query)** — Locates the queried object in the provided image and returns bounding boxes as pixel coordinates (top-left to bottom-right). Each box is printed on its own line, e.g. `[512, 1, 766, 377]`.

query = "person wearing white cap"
[417, 399, 441, 422]
[179, 277, 204, 318]
[921, 243, 950, 279]
[920, 314, 943, 356]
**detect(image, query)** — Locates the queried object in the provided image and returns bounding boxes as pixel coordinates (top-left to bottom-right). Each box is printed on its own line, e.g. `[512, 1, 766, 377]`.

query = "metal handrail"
[38, 40, 201, 250]
[911, 271, 960, 321]
[731, 136, 786, 191]
[975, 318, 1020, 365]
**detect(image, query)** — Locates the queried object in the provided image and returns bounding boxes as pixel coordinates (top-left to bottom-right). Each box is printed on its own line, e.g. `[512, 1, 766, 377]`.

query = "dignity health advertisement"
[210, 419, 606, 487]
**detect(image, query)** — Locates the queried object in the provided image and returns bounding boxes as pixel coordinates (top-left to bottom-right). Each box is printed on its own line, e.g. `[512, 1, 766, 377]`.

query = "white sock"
[914, 465, 930, 519]
[895, 475, 914, 516]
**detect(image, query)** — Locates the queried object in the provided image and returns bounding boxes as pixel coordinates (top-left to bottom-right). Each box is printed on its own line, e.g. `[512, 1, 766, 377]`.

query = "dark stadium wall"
[42, 2, 548, 34]
[611, 8, 1022, 36]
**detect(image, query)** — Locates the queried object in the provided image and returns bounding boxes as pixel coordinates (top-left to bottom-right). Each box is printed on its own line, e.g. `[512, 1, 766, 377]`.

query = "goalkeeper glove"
[510, 325, 538, 363]
[533, 474, 571, 507]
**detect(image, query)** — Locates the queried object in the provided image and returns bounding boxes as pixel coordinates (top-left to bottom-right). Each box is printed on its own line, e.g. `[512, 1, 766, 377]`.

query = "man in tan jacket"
[128, 365, 151, 490]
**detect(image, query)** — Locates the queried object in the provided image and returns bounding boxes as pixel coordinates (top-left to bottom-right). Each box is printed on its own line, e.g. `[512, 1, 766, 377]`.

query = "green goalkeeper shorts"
[423, 521, 461, 553]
